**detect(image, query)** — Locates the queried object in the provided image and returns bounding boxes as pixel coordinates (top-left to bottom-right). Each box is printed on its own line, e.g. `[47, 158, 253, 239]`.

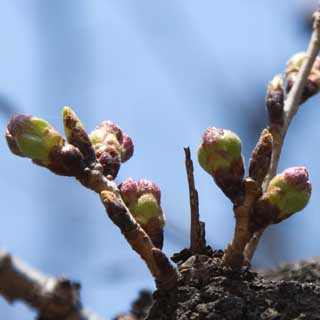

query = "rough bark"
[146, 249, 320, 320]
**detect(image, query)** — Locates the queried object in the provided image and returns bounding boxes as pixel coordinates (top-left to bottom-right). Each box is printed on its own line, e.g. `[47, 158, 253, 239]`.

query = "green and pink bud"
[252, 167, 312, 229]
[90, 121, 134, 178]
[6, 115, 64, 161]
[119, 178, 164, 249]
[285, 52, 320, 103]
[198, 127, 244, 204]
[6, 114, 85, 176]
[62, 106, 96, 166]
[266, 75, 284, 126]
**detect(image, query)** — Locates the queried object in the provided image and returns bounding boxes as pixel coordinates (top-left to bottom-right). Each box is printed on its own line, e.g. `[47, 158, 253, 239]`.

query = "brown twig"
[0, 250, 103, 320]
[245, 11, 320, 263]
[222, 178, 261, 267]
[100, 191, 178, 290]
[184, 147, 206, 254]
[77, 163, 178, 290]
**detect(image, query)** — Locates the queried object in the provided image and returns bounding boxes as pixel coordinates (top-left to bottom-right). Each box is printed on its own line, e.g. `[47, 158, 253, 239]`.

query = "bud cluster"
[285, 52, 320, 103]
[90, 121, 134, 178]
[6, 107, 134, 179]
[119, 178, 164, 249]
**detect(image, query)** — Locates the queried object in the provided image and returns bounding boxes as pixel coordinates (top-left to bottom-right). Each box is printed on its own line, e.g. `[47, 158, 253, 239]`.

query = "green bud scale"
[6, 115, 64, 163]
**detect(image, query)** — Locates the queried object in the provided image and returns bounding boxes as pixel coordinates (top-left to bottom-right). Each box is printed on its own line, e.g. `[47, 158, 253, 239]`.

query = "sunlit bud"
[6, 114, 87, 176]
[286, 52, 306, 74]
[248, 129, 273, 184]
[6, 115, 64, 162]
[285, 52, 320, 103]
[119, 179, 164, 248]
[198, 127, 244, 204]
[266, 75, 284, 126]
[252, 167, 312, 229]
[90, 121, 123, 146]
[62, 106, 96, 166]
[90, 121, 134, 178]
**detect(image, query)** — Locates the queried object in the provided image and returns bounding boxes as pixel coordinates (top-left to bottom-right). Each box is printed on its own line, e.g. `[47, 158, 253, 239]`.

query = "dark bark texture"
[139, 249, 320, 320]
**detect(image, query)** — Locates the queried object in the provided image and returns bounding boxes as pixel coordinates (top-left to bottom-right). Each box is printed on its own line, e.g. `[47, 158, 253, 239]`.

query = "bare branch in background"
[245, 11, 320, 262]
[0, 250, 104, 320]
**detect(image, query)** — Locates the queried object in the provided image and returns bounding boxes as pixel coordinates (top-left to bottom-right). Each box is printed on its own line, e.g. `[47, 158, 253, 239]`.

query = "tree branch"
[222, 178, 261, 267]
[0, 250, 103, 320]
[78, 164, 178, 290]
[184, 147, 206, 255]
[100, 190, 178, 290]
[245, 11, 320, 263]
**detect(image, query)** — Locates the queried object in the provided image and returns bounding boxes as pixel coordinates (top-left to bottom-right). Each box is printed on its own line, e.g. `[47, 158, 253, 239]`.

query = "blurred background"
[1, 0, 319, 318]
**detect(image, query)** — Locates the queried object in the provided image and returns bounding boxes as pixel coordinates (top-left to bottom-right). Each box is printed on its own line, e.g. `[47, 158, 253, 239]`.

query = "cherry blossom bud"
[252, 167, 312, 229]
[90, 121, 134, 178]
[119, 179, 164, 249]
[198, 127, 244, 204]
[6, 115, 64, 162]
[6, 114, 85, 176]
[285, 52, 320, 103]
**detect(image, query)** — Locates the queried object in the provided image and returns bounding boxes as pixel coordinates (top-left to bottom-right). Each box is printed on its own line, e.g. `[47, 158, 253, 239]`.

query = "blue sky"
[1, 0, 319, 318]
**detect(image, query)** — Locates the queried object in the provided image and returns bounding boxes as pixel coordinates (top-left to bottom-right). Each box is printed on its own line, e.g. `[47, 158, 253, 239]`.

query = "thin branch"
[0, 250, 103, 320]
[78, 165, 178, 290]
[264, 11, 320, 188]
[184, 147, 206, 254]
[245, 11, 320, 263]
[100, 190, 178, 290]
[222, 178, 261, 267]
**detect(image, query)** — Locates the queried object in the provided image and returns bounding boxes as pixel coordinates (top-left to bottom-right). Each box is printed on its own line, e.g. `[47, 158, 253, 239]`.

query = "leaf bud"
[198, 127, 244, 204]
[266, 75, 284, 126]
[62, 106, 96, 166]
[248, 129, 273, 184]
